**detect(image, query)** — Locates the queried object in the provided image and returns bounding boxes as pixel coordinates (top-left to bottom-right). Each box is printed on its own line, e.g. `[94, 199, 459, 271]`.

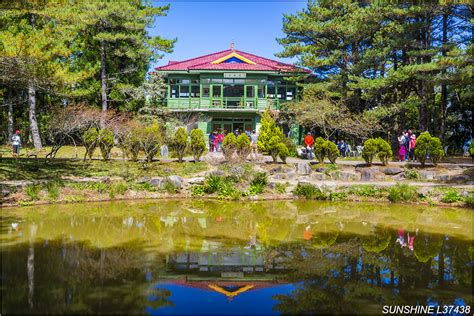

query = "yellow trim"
[211, 52, 255, 65]
[208, 284, 255, 297]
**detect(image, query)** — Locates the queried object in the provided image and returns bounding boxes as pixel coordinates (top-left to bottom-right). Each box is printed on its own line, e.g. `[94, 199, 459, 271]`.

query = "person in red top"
[304, 132, 315, 160]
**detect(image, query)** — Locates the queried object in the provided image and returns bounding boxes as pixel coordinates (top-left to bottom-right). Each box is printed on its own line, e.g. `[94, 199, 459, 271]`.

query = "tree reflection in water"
[1, 201, 473, 314]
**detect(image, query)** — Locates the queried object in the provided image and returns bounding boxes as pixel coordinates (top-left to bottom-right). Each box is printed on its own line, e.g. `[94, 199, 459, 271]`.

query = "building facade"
[154, 46, 306, 141]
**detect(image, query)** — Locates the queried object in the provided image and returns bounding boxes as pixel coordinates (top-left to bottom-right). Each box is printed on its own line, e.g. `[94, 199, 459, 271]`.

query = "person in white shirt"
[11, 130, 21, 157]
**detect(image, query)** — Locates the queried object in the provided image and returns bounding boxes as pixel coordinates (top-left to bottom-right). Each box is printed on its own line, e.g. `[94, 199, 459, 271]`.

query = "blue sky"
[150, 0, 307, 68]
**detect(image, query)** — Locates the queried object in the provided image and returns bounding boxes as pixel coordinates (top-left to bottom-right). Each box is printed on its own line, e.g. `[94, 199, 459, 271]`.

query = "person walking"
[209, 132, 215, 152]
[304, 132, 314, 160]
[250, 130, 258, 156]
[11, 130, 21, 158]
[340, 140, 347, 158]
[217, 130, 224, 152]
[409, 134, 416, 161]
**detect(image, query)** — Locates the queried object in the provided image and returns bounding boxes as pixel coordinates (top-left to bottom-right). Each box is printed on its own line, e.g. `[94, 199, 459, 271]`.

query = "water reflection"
[1, 201, 473, 314]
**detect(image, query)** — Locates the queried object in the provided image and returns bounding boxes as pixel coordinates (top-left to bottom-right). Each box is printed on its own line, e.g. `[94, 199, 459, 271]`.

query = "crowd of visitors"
[208, 128, 259, 153]
[397, 129, 416, 162]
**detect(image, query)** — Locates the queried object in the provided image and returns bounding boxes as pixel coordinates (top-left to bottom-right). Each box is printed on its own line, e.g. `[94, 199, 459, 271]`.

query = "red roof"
[155, 49, 304, 73]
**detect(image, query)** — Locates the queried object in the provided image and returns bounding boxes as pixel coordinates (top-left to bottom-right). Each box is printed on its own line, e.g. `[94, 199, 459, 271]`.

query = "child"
[399, 144, 406, 161]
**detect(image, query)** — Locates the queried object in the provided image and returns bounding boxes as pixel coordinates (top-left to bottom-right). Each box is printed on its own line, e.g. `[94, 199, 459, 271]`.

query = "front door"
[232, 122, 244, 134]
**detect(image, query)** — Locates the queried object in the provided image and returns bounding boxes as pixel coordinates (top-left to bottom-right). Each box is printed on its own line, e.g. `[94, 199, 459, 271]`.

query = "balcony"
[165, 97, 284, 112]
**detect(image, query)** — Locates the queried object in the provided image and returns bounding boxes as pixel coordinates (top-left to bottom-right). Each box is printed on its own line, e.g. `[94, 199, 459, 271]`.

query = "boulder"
[166, 175, 183, 189]
[136, 176, 151, 184]
[149, 177, 164, 187]
[207, 170, 225, 177]
[316, 167, 326, 173]
[360, 168, 384, 181]
[203, 152, 225, 165]
[311, 173, 326, 181]
[340, 172, 360, 181]
[296, 162, 312, 175]
[419, 170, 436, 180]
[382, 167, 404, 175]
[187, 177, 205, 185]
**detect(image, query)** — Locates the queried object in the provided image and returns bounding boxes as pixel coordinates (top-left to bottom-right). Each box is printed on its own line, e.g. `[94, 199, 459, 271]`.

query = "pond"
[1, 200, 473, 314]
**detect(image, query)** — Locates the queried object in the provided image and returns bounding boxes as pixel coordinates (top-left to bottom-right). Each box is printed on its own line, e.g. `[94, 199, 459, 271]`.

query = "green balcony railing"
[165, 97, 284, 111]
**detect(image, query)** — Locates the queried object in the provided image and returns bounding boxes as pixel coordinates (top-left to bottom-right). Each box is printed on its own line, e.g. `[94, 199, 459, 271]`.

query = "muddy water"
[1, 200, 472, 314]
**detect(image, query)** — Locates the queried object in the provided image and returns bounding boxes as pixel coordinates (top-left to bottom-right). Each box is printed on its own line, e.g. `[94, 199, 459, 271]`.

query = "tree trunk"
[100, 41, 108, 114]
[28, 84, 42, 150]
[440, 8, 449, 141]
[7, 88, 14, 143]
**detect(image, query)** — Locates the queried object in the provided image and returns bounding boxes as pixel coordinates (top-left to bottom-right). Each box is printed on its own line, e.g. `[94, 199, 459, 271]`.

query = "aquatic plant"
[388, 183, 418, 203]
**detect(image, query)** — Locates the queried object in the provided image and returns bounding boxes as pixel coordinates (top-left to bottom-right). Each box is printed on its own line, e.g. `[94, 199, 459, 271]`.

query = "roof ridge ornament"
[211, 51, 256, 65]
[230, 40, 234, 50]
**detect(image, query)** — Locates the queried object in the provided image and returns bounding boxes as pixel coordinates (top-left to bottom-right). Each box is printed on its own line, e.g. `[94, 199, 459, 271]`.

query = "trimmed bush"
[236, 134, 251, 160]
[98, 128, 114, 160]
[283, 137, 297, 157]
[362, 138, 378, 165]
[172, 127, 188, 163]
[470, 142, 474, 159]
[293, 183, 327, 200]
[429, 137, 444, 166]
[140, 121, 162, 162]
[122, 127, 141, 161]
[277, 143, 290, 163]
[376, 138, 392, 166]
[83, 127, 98, 161]
[325, 141, 339, 164]
[257, 110, 285, 154]
[314, 137, 326, 163]
[268, 136, 282, 163]
[190, 128, 206, 162]
[441, 189, 462, 203]
[222, 133, 237, 162]
[250, 172, 268, 187]
[414, 132, 431, 167]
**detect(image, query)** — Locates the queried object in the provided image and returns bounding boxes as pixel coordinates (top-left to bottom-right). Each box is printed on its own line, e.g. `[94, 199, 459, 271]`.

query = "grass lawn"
[0, 158, 209, 181]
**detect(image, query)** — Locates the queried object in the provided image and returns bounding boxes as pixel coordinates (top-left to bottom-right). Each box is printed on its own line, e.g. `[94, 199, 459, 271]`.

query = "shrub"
[275, 182, 289, 194]
[404, 168, 420, 180]
[190, 129, 206, 162]
[268, 136, 282, 163]
[348, 185, 384, 198]
[236, 134, 251, 160]
[249, 183, 265, 195]
[441, 189, 462, 203]
[362, 138, 379, 166]
[45, 182, 60, 200]
[122, 127, 141, 161]
[140, 121, 162, 162]
[376, 138, 392, 166]
[414, 132, 431, 167]
[111, 182, 128, 196]
[98, 128, 114, 161]
[171, 127, 188, 163]
[470, 142, 474, 159]
[325, 141, 339, 164]
[314, 137, 326, 163]
[222, 133, 237, 162]
[277, 143, 290, 163]
[388, 183, 418, 203]
[293, 183, 327, 200]
[283, 137, 297, 157]
[257, 110, 285, 154]
[25, 184, 41, 201]
[163, 179, 180, 193]
[83, 128, 98, 161]
[429, 137, 444, 166]
[251, 172, 268, 187]
[203, 175, 222, 194]
[191, 185, 205, 196]
[465, 194, 474, 208]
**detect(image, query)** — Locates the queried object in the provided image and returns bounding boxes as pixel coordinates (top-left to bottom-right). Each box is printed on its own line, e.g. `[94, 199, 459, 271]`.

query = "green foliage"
[83, 128, 98, 160]
[375, 138, 392, 166]
[404, 168, 420, 180]
[257, 110, 285, 160]
[191, 185, 205, 197]
[110, 182, 128, 197]
[122, 126, 141, 162]
[464, 194, 474, 208]
[293, 183, 326, 200]
[163, 180, 179, 194]
[249, 183, 265, 195]
[190, 129, 206, 162]
[236, 134, 251, 160]
[470, 142, 474, 159]
[251, 172, 268, 187]
[203, 175, 222, 194]
[283, 137, 297, 157]
[362, 138, 378, 166]
[98, 128, 114, 161]
[275, 182, 289, 194]
[414, 132, 431, 167]
[200, 174, 241, 199]
[25, 184, 41, 201]
[347, 185, 385, 198]
[45, 182, 60, 200]
[328, 191, 347, 201]
[171, 127, 188, 163]
[314, 137, 326, 163]
[141, 121, 162, 162]
[388, 183, 418, 203]
[277, 143, 290, 163]
[324, 141, 339, 164]
[222, 133, 237, 162]
[441, 189, 462, 203]
[429, 137, 444, 166]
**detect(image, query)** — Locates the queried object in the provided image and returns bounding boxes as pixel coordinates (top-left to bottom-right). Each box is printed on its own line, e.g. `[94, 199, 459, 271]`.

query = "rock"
[419, 170, 436, 180]
[360, 168, 384, 181]
[448, 175, 470, 183]
[311, 173, 326, 181]
[391, 174, 405, 181]
[340, 172, 360, 181]
[136, 176, 150, 184]
[316, 167, 326, 173]
[204, 152, 225, 165]
[296, 162, 312, 175]
[286, 172, 297, 180]
[436, 174, 450, 182]
[319, 183, 337, 192]
[149, 177, 164, 187]
[187, 177, 205, 185]
[383, 167, 404, 175]
[207, 170, 225, 177]
[100, 176, 111, 184]
[417, 187, 432, 197]
[271, 171, 296, 181]
[465, 181, 474, 186]
[1, 186, 13, 198]
[229, 166, 244, 176]
[166, 175, 183, 189]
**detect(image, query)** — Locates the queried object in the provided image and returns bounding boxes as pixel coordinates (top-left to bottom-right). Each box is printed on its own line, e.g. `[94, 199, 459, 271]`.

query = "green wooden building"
[154, 45, 306, 140]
